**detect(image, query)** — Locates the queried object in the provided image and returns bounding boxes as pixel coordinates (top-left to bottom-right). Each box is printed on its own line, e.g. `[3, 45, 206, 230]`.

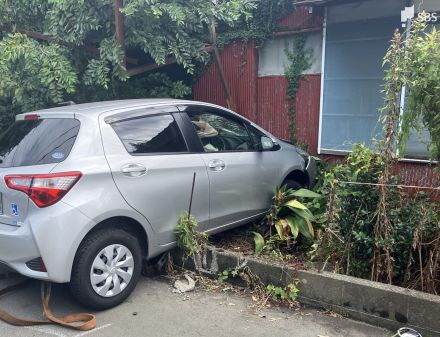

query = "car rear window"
[0, 118, 80, 168]
[110, 114, 187, 154]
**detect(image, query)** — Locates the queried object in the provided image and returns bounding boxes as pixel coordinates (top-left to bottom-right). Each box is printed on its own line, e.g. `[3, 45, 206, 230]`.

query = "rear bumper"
[0, 201, 95, 282]
[0, 223, 49, 280]
[305, 156, 317, 188]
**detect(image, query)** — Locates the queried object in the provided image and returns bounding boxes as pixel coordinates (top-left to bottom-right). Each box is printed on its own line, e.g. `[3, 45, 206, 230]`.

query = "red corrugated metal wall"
[192, 8, 438, 187]
[193, 40, 258, 122]
[277, 6, 324, 30]
[193, 7, 322, 151]
[256, 76, 289, 140]
[255, 75, 321, 155]
[397, 162, 438, 187]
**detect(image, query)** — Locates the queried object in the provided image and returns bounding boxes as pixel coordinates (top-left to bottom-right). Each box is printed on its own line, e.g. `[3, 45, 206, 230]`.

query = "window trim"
[319, 148, 438, 165]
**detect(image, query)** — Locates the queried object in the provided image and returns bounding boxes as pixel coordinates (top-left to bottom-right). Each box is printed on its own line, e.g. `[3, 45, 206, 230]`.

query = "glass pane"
[111, 114, 187, 154]
[0, 119, 80, 168]
[188, 111, 254, 152]
[258, 32, 322, 76]
[320, 16, 401, 151]
[405, 127, 431, 159]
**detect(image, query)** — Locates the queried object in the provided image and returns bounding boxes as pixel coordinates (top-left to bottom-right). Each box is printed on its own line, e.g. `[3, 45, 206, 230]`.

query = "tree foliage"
[0, 33, 76, 110]
[217, 0, 296, 48]
[0, 0, 254, 123]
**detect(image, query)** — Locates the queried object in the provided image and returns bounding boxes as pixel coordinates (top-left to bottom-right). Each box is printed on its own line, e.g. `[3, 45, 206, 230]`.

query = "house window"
[258, 32, 322, 77]
[319, 0, 431, 159]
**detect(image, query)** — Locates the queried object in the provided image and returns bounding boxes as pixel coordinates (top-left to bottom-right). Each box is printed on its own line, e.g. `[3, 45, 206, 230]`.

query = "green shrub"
[310, 144, 440, 294]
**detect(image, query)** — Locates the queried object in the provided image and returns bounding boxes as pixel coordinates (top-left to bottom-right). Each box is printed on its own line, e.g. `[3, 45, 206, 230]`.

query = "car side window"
[110, 113, 187, 154]
[187, 110, 254, 152]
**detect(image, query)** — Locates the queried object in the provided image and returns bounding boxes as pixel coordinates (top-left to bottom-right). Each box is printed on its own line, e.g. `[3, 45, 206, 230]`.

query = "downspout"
[396, 0, 414, 157]
[317, 7, 327, 154]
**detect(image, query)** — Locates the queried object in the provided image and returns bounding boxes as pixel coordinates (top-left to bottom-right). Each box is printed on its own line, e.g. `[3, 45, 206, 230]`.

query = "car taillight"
[5, 172, 82, 208]
[24, 114, 40, 121]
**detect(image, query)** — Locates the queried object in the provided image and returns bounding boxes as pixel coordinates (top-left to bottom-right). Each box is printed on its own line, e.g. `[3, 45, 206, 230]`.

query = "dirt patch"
[209, 224, 310, 270]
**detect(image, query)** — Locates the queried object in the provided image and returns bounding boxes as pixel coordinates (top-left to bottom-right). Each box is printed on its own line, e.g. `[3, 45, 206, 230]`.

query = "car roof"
[27, 99, 218, 117]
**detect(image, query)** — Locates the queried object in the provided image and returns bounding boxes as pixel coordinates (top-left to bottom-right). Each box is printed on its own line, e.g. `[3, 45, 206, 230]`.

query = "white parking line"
[25, 326, 67, 337]
[24, 323, 112, 337]
[73, 324, 112, 337]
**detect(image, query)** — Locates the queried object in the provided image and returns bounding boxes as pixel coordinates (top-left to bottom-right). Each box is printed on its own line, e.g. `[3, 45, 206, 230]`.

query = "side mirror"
[259, 136, 280, 151]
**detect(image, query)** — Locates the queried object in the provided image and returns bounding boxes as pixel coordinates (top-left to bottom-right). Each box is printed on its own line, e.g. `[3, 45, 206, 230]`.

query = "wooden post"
[114, 0, 126, 66]
[210, 18, 234, 110]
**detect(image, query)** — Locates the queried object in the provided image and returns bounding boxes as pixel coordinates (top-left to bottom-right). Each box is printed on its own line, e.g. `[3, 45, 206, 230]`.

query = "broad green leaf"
[252, 232, 265, 256]
[291, 188, 321, 198]
[284, 199, 307, 210]
[287, 206, 316, 221]
[295, 217, 314, 240]
[284, 216, 299, 239]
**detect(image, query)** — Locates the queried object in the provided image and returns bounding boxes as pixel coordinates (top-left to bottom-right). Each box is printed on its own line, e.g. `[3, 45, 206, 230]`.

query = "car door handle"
[121, 163, 147, 177]
[208, 159, 226, 171]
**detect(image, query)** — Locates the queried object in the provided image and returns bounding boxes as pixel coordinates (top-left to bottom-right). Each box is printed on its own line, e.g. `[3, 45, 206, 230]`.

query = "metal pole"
[187, 172, 197, 220]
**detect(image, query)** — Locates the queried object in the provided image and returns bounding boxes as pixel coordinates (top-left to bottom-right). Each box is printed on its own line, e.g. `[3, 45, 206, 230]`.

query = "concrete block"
[173, 246, 440, 337]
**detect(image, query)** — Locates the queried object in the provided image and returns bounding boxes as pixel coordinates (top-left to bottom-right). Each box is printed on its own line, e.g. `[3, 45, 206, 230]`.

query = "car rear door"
[100, 106, 210, 245]
[178, 105, 280, 229]
[0, 115, 81, 226]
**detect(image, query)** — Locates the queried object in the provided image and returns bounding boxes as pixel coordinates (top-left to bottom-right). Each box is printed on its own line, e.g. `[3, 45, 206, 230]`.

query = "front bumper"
[305, 156, 317, 189]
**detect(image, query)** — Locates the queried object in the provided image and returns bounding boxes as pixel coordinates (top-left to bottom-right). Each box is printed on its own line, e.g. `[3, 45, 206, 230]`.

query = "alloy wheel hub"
[90, 244, 134, 298]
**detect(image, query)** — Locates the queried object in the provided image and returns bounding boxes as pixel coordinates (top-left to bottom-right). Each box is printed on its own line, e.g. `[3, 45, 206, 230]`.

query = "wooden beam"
[127, 56, 176, 76]
[274, 27, 322, 36]
[16, 28, 138, 65]
[126, 45, 214, 77]
[114, 0, 126, 66]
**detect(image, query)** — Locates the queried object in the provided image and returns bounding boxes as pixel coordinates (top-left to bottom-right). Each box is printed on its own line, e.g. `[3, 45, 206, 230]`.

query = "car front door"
[100, 106, 210, 246]
[179, 105, 280, 230]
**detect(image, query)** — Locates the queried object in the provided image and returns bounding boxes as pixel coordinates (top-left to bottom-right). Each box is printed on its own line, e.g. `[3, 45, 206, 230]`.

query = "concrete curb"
[173, 246, 440, 337]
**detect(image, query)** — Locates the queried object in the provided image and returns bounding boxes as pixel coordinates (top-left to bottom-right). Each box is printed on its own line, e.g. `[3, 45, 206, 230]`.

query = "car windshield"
[0, 118, 80, 168]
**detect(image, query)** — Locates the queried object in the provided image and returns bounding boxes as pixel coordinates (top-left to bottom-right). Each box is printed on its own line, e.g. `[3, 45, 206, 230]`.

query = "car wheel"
[283, 179, 303, 191]
[69, 229, 142, 310]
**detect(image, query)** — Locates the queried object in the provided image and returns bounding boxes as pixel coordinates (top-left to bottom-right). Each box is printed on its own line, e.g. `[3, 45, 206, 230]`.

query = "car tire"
[283, 179, 303, 191]
[69, 229, 142, 310]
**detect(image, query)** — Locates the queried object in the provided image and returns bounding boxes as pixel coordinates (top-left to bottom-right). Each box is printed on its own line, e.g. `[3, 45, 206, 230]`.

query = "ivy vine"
[217, 0, 297, 49]
[284, 35, 313, 147]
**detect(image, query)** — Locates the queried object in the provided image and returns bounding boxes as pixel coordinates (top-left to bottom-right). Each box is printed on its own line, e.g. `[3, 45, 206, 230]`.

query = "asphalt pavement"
[0, 275, 392, 337]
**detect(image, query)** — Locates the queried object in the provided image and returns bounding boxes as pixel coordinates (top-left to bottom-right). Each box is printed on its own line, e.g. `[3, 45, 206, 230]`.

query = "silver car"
[0, 99, 315, 309]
